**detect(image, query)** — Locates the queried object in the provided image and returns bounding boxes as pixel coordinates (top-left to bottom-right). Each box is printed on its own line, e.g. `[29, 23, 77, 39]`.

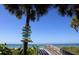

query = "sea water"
[5, 44, 79, 48]
[5, 44, 45, 48]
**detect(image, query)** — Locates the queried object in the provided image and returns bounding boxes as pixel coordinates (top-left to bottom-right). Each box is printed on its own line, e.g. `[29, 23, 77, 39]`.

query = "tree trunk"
[23, 8, 30, 55]
[23, 42, 28, 55]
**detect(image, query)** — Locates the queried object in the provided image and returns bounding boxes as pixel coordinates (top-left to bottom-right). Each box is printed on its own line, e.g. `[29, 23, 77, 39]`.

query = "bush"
[0, 44, 38, 55]
[0, 44, 12, 55]
[27, 45, 38, 55]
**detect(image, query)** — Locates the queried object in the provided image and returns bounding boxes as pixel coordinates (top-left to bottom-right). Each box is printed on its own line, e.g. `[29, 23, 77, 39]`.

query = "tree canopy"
[53, 4, 79, 31]
[4, 4, 51, 21]
[3, 4, 79, 31]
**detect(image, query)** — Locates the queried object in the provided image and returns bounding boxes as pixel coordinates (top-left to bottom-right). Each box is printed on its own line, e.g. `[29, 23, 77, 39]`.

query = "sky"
[0, 5, 79, 44]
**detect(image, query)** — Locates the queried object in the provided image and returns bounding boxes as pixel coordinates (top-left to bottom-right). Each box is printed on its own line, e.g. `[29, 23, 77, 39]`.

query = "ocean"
[5, 44, 79, 48]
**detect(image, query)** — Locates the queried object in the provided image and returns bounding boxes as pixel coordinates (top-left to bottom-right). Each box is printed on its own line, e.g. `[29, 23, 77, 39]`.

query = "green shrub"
[27, 47, 37, 55]
[0, 44, 38, 55]
[0, 44, 12, 55]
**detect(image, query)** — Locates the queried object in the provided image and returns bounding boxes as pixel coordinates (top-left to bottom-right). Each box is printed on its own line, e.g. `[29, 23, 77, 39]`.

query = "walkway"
[44, 45, 62, 55]
[38, 45, 62, 55]
[38, 48, 49, 55]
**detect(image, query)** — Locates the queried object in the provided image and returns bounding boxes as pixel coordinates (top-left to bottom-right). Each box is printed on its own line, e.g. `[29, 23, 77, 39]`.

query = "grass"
[61, 46, 79, 55]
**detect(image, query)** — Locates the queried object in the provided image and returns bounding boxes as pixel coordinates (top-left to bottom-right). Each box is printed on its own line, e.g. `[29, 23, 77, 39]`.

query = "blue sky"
[0, 5, 79, 44]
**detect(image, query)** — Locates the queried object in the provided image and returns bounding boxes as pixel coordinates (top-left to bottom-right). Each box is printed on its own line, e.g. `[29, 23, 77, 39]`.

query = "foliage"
[61, 46, 79, 55]
[52, 5, 79, 31]
[27, 47, 37, 55]
[32, 45, 39, 54]
[0, 44, 12, 55]
[11, 48, 21, 55]
[71, 16, 79, 32]
[0, 44, 38, 55]
[3, 4, 79, 31]
[3, 4, 51, 21]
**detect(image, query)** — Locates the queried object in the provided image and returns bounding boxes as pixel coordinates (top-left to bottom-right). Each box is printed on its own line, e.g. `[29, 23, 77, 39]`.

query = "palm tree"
[3, 4, 51, 55]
